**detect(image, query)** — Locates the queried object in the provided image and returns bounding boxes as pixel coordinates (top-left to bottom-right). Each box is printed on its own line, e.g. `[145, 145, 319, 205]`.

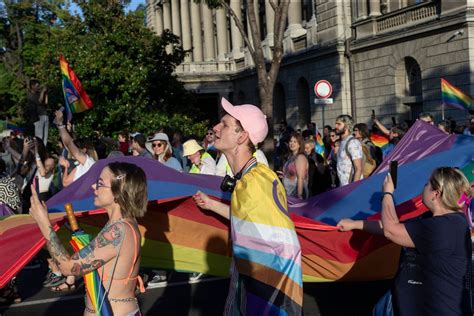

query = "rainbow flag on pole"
[441, 78, 472, 112]
[60, 55, 93, 120]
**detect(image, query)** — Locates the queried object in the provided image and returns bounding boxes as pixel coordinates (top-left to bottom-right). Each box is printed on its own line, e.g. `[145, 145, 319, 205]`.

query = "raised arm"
[380, 174, 414, 248]
[295, 154, 308, 199]
[29, 187, 123, 276]
[53, 110, 88, 165]
[372, 118, 390, 136]
[193, 191, 230, 220]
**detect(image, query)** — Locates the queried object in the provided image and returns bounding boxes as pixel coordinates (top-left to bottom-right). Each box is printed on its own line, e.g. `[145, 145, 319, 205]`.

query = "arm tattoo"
[91, 223, 124, 248]
[71, 260, 105, 276]
[46, 226, 70, 265]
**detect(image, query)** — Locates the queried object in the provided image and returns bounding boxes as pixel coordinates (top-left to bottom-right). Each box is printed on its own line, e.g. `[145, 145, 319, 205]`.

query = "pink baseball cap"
[221, 98, 268, 145]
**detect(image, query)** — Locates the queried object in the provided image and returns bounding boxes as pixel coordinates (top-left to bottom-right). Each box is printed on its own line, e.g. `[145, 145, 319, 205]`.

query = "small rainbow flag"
[315, 131, 325, 157]
[60, 55, 93, 120]
[370, 133, 389, 149]
[441, 78, 472, 112]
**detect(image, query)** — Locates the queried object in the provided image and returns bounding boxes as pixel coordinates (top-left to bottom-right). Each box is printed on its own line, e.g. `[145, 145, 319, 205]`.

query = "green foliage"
[0, 0, 206, 138]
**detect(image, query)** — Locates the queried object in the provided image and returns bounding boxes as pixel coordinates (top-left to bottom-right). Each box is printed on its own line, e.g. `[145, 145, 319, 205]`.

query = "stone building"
[146, 0, 472, 131]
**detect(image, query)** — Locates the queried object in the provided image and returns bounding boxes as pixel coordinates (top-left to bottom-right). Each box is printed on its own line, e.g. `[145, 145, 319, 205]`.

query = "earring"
[114, 198, 118, 203]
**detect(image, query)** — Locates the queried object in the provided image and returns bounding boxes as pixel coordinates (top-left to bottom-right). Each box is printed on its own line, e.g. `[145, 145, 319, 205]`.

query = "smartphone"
[59, 106, 65, 112]
[372, 109, 375, 116]
[390, 160, 398, 189]
[33, 176, 40, 195]
[391, 117, 396, 125]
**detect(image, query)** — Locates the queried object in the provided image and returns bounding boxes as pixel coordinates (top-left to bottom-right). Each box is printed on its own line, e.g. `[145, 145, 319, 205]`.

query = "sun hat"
[147, 133, 169, 143]
[183, 139, 204, 157]
[146, 132, 171, 154]
[221, 98, 268, 145]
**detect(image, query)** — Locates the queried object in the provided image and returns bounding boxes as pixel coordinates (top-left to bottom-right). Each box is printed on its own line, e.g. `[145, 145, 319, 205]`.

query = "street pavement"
[0, 265, 391, 315]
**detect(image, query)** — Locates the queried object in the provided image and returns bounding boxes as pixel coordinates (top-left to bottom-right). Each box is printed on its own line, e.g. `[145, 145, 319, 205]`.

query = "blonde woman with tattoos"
[29, 162, 148, 316]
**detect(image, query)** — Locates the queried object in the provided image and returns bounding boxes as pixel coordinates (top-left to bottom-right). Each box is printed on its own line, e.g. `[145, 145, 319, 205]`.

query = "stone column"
[171, 0, 181, 37]
[162, 0, 172, 31]
[286, 0, 307, 38]
[356, 0, 368, 19]
[146, 0, 156, 32]
[180, 0, 192, 62]
[230, 0, 244, 58]
[155, 5, 164, 35]
[369, 0, 381, 17]
[190, 0, 203, 62]
[264, 0, 274, 42]
[202, 4, 215, 61]
[215, 7, 228, 60]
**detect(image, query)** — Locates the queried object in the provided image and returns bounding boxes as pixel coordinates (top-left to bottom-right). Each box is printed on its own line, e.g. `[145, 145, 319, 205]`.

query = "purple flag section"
[288, 120, 474, 225]
[46, 157, 229, 213]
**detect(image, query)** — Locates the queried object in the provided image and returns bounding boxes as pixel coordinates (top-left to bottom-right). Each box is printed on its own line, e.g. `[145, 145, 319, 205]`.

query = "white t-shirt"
[73, 155, 96, 182]
[215, 150, 269, 177]
[337, 136, 363, 186]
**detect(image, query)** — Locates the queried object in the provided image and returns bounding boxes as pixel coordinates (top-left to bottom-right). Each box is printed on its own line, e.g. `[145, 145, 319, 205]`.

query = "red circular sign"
[314, 80, 332, 99]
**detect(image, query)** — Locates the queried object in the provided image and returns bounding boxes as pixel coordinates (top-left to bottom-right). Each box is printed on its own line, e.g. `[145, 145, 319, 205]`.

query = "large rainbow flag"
[60, 54, 93, 120]
[441, 78, 472, 112]
[0, 121, 473, 289]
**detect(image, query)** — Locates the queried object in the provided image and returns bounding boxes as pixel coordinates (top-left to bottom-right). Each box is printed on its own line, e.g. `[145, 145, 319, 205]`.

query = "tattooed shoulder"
[95, 222, 125, 248]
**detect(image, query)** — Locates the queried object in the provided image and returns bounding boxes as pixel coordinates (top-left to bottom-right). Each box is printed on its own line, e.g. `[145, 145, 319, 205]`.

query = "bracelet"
[381, 192, 394, 201]
[35, 155, 41, 161]
[57, 124, 65, 129]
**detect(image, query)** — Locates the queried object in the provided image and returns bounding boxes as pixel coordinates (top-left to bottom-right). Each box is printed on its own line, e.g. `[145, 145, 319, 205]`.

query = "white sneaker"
[189, 273, 204, 282]
[148, 274, 167, 286]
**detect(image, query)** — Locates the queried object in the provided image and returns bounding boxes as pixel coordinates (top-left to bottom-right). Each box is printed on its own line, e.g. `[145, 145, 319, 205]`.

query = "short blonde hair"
[108, 162, 148, 218]
[429, 167, 473, 212]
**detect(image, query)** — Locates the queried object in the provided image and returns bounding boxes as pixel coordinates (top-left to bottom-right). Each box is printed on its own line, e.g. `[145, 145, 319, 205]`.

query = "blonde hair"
[429, 167, 473, 212]
[107, 162, 148, 218]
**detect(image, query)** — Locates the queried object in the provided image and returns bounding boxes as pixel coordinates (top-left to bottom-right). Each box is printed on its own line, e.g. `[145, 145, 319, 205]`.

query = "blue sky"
[70, 0, 144, 14]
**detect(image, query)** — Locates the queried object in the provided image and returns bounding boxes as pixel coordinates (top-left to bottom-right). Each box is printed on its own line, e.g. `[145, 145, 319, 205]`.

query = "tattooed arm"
[45, 222, 125, 277]
[29, 184, 125, 276]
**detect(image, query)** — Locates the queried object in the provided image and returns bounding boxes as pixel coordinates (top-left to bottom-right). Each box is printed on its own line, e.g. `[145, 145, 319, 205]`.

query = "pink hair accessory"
[458, 192, 472, 206]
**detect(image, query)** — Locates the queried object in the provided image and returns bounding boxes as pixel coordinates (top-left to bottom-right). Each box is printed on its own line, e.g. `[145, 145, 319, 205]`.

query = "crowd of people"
[0, 86, 473, 314]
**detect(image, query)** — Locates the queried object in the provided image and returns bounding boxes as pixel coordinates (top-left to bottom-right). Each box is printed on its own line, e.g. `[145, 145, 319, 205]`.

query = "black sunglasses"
[152, 143, 163, 148]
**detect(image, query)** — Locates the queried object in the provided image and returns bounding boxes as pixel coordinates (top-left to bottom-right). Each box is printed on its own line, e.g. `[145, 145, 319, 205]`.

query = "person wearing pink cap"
[193, 98, 303, 315]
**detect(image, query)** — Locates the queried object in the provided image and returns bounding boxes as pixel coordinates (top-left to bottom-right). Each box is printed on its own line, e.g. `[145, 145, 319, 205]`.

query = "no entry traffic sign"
[314, 80, 332, 99]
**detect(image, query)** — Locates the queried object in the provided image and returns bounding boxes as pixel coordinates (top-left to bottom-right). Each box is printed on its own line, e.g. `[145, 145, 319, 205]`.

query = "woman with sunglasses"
[146, 133, 182, 172]
[337, 167, 473, 315]
[29, 162, 148, 316]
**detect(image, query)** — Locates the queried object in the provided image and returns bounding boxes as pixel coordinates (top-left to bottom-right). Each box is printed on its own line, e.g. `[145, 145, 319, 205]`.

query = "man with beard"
[335, 114, 363, 186]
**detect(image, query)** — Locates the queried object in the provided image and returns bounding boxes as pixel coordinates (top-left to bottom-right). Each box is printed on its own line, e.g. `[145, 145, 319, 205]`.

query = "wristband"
[381, 192, 394, 201]
[35, 154, 41, 161]
[57, 124, 66, 129]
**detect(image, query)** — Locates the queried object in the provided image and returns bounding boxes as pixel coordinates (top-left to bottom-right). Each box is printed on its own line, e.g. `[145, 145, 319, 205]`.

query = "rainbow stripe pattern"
[370, 133, 389, 149]
[230, 164, 303, 314]
[1, 122, 473, 290]
[60, 55, 93, 117]
[70, 231, 112, 316]
[441, 78, 472, 111]
[315, 132, 325, 157]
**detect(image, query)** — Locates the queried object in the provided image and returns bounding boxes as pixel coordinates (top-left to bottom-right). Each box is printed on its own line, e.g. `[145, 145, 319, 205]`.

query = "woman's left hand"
[382, 173, 395, 194]
[29, 184, 49, 225]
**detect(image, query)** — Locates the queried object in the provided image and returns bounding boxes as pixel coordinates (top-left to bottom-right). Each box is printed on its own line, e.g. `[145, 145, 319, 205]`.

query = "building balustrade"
[354, 1, 438, 39]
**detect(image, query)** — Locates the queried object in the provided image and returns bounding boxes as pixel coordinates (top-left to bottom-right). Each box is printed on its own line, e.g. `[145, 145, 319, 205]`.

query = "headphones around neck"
[220, 171, 243, 193]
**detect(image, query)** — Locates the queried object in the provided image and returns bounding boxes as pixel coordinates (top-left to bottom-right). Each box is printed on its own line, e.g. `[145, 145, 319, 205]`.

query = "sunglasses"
[207, 132, 214, 136]
[95, 178, 110, 189]
[330, 135, 337, 138]
[152, 143, 163, 148]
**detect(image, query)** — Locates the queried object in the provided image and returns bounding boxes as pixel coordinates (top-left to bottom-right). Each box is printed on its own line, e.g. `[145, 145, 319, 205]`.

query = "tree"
[0, 0, 208, 137]
[200, 0, 290, 151]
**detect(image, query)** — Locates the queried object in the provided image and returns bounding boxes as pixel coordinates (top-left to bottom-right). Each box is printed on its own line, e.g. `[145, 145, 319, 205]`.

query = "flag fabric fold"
[1, 121, 473, 288]
[60, 55, 93, 120]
